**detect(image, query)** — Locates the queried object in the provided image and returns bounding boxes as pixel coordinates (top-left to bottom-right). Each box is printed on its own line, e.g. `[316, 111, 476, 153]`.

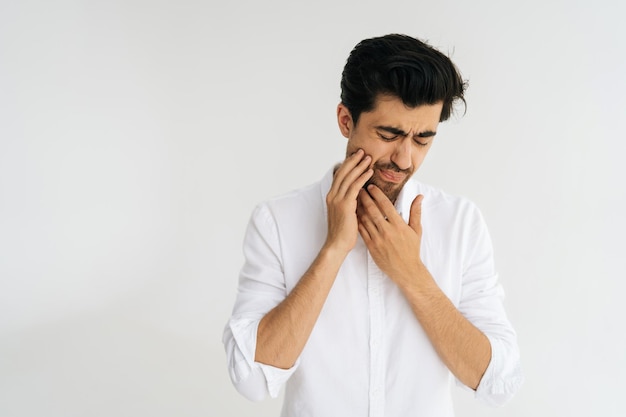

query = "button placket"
[367, 253, 385, 417]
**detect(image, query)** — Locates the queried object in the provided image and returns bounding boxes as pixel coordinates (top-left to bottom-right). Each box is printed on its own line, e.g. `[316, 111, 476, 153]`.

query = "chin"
[367, 175, 405, 203]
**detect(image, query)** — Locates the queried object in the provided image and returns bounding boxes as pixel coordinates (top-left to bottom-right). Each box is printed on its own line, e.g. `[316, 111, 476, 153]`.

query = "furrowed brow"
[375, 126, 407, 136]
[415, 130, 437, 138]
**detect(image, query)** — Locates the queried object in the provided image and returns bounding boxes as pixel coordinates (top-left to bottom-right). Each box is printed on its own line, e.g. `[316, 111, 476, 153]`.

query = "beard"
[364, 160, 413, 204]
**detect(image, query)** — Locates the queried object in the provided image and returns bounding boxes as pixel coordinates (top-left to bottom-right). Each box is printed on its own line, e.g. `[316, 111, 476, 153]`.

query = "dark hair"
[340, 34, 467, 124]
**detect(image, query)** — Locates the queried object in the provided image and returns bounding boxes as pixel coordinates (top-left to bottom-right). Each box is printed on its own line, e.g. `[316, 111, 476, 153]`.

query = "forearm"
[255, 150, 371, 369]
[399, 266, 491, 390]
[255, 244, 346, 369]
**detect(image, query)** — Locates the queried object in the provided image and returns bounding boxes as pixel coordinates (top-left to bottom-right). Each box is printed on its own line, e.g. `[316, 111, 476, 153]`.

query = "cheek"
[345, 136, 364, 156]
[347, 135, 387, 159]
[365, 142, 393, 161]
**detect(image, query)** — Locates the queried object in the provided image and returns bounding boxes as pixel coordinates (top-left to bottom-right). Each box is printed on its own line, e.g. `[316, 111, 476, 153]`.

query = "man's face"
[337, 95, 443, 203]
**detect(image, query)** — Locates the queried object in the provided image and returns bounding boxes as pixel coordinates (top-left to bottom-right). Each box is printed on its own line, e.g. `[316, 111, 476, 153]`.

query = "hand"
[324, 149, 373, 254]
[357, 184, 429, 287]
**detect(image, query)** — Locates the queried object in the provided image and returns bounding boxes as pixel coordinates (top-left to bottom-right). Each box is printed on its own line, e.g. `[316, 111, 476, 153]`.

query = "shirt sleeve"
[456, 204, 524, 406]
[222, 203, 299, 401]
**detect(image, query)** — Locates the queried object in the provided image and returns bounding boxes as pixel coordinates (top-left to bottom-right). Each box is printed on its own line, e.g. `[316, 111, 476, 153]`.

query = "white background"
[1, 0, 625, 416]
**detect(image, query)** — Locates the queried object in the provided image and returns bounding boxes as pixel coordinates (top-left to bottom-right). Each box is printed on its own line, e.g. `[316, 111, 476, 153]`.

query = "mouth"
[378, 169, 406, 184]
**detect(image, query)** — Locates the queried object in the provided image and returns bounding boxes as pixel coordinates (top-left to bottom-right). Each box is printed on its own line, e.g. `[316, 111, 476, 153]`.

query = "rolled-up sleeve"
[222, 204, 299, 401]
[457, 205, 523, 406]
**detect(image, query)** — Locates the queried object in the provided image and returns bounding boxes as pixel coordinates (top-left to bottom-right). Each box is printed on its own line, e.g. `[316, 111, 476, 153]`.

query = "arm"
[223, 149, 373, 399]
[254, 244, 347, 368]
[255, 149, 372, 368]
[224, 153, 371, 398]
[392, 265, 491, 389]
[357, 185, 490, 389]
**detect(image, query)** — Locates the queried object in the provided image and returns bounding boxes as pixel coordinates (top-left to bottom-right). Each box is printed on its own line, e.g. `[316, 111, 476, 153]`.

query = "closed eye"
[376, 126, 405, 141]
[378, 132, 398, 141]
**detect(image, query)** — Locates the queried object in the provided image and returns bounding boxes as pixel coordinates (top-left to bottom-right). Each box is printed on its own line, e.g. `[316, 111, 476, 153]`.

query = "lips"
[379, 169, 406, 184]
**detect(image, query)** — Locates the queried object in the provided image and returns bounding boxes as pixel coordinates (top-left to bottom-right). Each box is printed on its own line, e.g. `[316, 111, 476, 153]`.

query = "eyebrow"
[375, 125, 437, 138]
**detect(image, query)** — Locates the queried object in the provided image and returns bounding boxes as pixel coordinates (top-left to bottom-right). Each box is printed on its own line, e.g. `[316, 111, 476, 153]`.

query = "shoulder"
[399, 179, 489, 242]
[251, 177, 325, 226]
[263, 179, 322, 211]
[405, 179, 481, 220]
[425, 183, 478, 213]
[247, 177, 328, 260]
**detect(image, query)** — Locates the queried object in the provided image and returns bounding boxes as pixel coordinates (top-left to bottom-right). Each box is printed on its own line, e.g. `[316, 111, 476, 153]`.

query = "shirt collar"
[395, 175, 421, 224]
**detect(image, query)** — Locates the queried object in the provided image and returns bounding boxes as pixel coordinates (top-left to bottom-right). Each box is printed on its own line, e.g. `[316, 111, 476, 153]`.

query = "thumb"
[408, 194, 424, 232]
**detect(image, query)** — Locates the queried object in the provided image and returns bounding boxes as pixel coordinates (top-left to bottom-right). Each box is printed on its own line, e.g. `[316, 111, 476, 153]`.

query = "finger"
[357, 203, 379, 236]
[345, 167, 373, 200]
[366, 184, 398, 223]
[358, 189, 387, 232]
[337, 155, 372, 197]
[332, 149, 365, 189]
[408, 194, 424, 233]
[358, 222, 371, 242]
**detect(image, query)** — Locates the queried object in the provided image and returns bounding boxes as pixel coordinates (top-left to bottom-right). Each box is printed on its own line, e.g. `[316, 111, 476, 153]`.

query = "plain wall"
[1, 0, 625, 416]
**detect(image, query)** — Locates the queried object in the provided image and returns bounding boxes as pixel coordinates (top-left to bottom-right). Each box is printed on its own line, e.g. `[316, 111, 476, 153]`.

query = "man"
[223, 34, 522, 416]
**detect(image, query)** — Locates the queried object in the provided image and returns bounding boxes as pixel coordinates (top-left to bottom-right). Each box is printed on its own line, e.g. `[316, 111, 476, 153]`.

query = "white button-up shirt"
[223, 167, 523, 416]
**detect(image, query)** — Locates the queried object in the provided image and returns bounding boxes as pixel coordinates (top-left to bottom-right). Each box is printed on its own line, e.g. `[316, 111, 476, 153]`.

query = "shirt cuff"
[226, 315, 300, 399]
[474, 335, 524, 406]
[258, 359, 300, 398]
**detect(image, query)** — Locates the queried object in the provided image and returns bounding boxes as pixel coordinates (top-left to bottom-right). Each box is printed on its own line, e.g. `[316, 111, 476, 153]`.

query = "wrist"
[396, 262, 437, 296]
[320, 240, 351, 263]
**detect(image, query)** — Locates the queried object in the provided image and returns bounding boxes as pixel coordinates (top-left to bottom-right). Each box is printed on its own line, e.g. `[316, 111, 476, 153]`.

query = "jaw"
[365, 173, 408, 204]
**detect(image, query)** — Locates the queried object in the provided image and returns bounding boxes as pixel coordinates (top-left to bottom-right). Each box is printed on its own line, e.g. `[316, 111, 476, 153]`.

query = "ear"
[336, 103, 353, 139]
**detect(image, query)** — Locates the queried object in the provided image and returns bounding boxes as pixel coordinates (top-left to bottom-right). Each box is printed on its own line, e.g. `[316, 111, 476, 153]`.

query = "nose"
[390, 137, 412, 170]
